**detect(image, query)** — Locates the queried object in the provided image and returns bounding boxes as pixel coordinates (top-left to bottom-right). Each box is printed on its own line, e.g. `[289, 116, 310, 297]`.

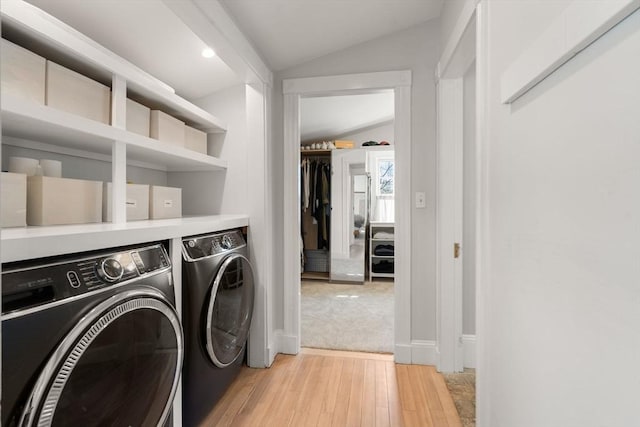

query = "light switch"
[415, 191, 426, 208]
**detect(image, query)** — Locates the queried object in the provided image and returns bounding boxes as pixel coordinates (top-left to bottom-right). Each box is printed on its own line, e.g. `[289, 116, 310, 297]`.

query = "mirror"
[330, 149, 366, 282]
[330, 147, 394, 282]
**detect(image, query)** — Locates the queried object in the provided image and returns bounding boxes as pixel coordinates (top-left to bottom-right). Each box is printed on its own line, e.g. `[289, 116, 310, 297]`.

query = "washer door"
[205, 253, 255, 368]
[20, 288, 183, 427]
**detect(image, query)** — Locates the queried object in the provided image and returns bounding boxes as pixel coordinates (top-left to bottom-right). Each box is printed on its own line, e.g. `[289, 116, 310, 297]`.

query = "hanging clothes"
[301, 158, 311, 211]
[300, 156, 331, 250]
[312, 160, 331, 249]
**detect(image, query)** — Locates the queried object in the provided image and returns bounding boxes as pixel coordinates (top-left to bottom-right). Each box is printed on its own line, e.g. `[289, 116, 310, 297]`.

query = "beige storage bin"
[27, 176, 103, 226]
[149, 186, 182, 219]
[46, 60, 111, 124]
[1, 39, 46, 104]
[1, 172, 27, 227]
[126, 98, 151, 137]
[150, 110, 185, 147]
[185, 125, 207, 154]
[103, 183, 150, 222]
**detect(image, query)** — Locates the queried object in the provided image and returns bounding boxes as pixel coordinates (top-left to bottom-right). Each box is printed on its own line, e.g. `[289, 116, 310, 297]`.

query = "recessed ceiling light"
[201, 47, 215, 58]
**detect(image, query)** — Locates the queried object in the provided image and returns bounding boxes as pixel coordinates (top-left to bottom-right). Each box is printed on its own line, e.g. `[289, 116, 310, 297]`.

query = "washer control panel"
[2, 244, 170, 315]
[182, 229, 246, 261]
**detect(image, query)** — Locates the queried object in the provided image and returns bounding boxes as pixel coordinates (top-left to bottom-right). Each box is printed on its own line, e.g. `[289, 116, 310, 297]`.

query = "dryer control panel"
[182, 229, 246, 261]
[1, 244, 170, 316]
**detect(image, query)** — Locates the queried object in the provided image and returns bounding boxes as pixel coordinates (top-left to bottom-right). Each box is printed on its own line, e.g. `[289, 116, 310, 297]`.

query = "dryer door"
[19, 288, 183, 427]
[204, 253, 255, 368]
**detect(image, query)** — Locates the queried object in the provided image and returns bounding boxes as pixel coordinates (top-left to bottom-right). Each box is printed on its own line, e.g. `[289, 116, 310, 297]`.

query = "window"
[377, 159, 394, 197]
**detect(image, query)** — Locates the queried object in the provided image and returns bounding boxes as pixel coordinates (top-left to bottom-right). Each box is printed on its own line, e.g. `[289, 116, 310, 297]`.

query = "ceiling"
[220, 0, 444, 71]
[26, 0, 241, 100]
[24, 0, 442, 138]
[300, 92, 394, 142]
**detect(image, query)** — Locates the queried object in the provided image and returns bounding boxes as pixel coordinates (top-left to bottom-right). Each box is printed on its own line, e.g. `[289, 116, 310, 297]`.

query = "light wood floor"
[200, 348, 462, 427]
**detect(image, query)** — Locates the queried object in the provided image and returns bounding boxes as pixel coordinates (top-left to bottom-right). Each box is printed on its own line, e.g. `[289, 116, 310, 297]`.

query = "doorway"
[281, 71, 412, 361]
[298, 92, 395, 353]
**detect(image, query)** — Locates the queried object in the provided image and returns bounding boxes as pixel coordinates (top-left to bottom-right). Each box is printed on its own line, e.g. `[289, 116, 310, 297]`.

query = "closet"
[300, 149, 332, 279]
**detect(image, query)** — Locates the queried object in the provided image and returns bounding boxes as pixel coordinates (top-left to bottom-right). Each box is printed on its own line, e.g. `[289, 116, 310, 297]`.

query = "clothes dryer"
[2, 243, 183, 427]
[181, 229, 255, 427]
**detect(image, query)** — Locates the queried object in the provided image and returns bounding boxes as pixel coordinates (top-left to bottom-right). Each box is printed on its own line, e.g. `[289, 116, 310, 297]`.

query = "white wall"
[273, 21, 440, 341]
[169, 85, 247, 215]
[482, 4, 640, 426]
[336, 121, 394, 146]
[462, 61, 476, 336]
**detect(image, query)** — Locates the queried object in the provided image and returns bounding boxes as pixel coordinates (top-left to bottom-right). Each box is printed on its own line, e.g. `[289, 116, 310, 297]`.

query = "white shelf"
[369, 222, 395, 281]
[1, 0, 226, 132]
[1, 214, 249, 263]
[2, 97, 227, 172]
[370, 272, 394, 278]
[0, 2, 239, 265]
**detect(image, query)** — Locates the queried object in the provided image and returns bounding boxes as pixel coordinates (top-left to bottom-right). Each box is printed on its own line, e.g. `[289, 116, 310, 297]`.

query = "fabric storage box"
[184, 125, 207, 154]
[103, 183, 150, 222]
[150, 110, 185, 147]
[46, 60, 111, 124]
[1, 39, 46, 104]
[1, 172, 27, 227]
[149, 185, 182, 219]
[27, 176, 103, 226]
[304, 249, 329, 272]
[126, 98, 150, 137]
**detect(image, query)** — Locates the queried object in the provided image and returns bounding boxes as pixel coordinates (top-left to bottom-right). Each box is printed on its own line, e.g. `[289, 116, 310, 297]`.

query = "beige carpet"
[442, 369, 476, 427]
[300, 279, 394, 353]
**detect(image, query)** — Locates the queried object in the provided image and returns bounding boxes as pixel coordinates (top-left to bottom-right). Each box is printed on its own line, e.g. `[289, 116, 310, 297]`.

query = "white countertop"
[1, 214, 249, 263]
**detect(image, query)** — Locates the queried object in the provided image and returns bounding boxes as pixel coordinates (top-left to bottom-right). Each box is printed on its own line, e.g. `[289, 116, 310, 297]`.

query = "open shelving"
[369, 221, 395, 281]
[2, 96, 227, 172]
[0, 1, 236, 262]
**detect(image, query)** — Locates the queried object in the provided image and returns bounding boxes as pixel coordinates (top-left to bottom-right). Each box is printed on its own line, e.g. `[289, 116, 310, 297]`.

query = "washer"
[181, 229, 255, 427]
[1, 243, 183, 427]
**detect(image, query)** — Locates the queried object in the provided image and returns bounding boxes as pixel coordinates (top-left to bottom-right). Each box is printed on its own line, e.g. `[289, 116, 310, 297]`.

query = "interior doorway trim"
[282, 70, 412, 362]
[436, 4, 479, 374]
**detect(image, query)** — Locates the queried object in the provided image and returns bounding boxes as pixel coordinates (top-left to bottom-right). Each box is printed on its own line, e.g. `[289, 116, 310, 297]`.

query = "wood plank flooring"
[199, 349, 462, 427]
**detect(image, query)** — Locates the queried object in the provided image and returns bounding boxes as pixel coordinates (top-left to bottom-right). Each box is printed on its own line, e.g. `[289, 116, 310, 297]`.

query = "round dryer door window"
[20, 288, 183, 427]
[205, 253, 255, 368]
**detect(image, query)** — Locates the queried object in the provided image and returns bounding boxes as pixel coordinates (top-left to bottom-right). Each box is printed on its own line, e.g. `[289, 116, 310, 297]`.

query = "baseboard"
[267, 340, 277, 367]
[462, 334, 476, 368]
[394, 344, 412, 364]
[411, 340, 438, 365]
[395, 340, 437, 365]
[275, 329, 299, 355]
[273, 334, 439, 366]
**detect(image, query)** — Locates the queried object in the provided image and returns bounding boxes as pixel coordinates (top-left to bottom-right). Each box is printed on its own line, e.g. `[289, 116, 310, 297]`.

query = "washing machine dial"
[221, 234, 233, 250]
[97, 257, 124, 283]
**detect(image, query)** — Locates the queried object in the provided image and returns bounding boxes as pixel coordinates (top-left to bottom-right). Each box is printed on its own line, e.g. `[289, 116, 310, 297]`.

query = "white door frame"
[436, 1, 479, 373]
[436, 78, 464, 372]
[281, 71, 413, 362]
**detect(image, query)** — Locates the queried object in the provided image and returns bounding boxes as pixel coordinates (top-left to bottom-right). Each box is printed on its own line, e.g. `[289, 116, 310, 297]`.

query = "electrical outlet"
[415, 192, 426, 208]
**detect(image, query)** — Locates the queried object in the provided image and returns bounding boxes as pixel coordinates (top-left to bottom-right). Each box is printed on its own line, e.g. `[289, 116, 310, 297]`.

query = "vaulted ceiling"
[24, 0, 443, 140]
[220, 0, 444, 71]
